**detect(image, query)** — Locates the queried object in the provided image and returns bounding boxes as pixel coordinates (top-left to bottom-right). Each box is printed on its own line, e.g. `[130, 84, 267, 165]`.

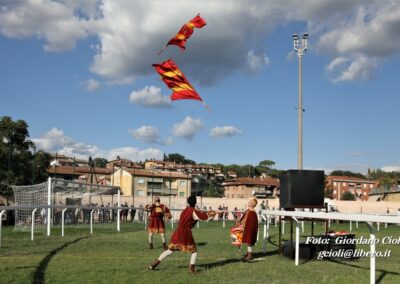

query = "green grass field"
[0, 221, 399, 284]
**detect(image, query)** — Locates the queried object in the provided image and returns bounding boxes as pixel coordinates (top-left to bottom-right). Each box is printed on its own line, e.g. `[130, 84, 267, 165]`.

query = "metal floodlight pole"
[169, 170, 172, 208]
[293, 33, 308, 170]
[151, 167, 154, 199]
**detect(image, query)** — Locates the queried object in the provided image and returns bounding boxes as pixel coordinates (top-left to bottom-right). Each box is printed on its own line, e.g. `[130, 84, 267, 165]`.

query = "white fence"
[260, 210, 400, 284]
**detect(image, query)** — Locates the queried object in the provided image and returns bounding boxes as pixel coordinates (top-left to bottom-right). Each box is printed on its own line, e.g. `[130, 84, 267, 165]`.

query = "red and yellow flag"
[153, 59, 210, 111]
[152, 59, 202, 101]
[160, 14, 206, 53]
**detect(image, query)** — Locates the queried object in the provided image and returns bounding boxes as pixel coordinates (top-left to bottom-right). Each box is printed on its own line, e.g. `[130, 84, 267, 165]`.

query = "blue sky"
[1, 0, 400, 174]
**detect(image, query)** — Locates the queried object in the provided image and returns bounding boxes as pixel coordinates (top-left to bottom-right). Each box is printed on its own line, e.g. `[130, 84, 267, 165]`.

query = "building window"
[333, 182, 337, 186]
[179, 192, 185, 197]
[137, 190, 144, 196]
[180, 180, 186, 186]
[370, 184, 373, 188]
[138, 178, 145, 184]
[363, 184, 367, 188]
[363, 192, 367, 196]
[343, 183, 346, 186]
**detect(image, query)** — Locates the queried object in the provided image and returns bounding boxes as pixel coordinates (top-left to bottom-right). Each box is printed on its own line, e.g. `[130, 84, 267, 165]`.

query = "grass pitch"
[0, 221, 399, 283]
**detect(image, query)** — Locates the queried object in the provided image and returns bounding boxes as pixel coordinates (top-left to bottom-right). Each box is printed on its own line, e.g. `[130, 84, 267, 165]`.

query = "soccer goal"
[12, 178, 120, 233]
[12, 181, 49, 232]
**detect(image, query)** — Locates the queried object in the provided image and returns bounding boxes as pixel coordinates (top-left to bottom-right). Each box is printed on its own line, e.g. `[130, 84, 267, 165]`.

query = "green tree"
[259, 160, 275, 169]
[31, 150, 51, 183]
[165, 153, 186, 164]
[379, 175, 393, 187]
[341, 191, 355, 201]
[93, 157, 108, 168]
[184, 159, 196, 165]
[165, 153, 196, 165]
[324, 187, 334, 198]
[0, 116, 34, 201]
[330, 170, 366, 179]
[368, 168, 400, 187]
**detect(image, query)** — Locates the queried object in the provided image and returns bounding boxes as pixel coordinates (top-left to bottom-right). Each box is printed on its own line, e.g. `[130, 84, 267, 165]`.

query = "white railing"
[260, 209, 400, 284]
[0, 206, 238, 247]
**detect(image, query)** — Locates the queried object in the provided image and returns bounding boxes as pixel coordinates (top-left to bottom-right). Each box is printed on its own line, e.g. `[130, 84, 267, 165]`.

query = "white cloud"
[316, 2, 400, 57]
[381, 165, 400, 172]
[61, 0, 100, 18]
[210, 126, 242, 138]
[32, 128, 74, 151]
[129, 126, 160, 144]
[84, 78, 101, 91]
[32, 128, 163, 161]
[172, 116, 203, 140]
[246, 50, 270, 73]
[2, 1, 400, 84]
[325, 55, 379, 82]
[129, 85, 171, 108]
[0, 0, 97, 52]
[315, 2, 400, 82]
[107, 147, 163, 162]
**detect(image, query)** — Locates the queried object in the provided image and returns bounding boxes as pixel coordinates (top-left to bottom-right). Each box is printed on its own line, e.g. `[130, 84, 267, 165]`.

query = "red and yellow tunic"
[168, 207, 208, 253]
[146, 203, 171, 234]
[239, 210, 258, 246]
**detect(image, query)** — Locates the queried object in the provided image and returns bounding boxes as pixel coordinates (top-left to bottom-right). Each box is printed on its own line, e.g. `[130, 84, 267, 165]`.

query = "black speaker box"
[282, 241, 315, 259]
[279, 170, 325, 208]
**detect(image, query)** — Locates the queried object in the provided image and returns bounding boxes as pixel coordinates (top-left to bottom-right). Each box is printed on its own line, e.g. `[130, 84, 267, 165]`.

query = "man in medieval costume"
[237, 198, 259, 261]
[145, 196, 172, 250]
[148, 195, 216, 274]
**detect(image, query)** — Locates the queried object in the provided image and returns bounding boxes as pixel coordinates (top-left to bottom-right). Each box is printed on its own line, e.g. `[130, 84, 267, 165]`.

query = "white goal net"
[12, 181, 48, 232]
[12, 178, 120, 232]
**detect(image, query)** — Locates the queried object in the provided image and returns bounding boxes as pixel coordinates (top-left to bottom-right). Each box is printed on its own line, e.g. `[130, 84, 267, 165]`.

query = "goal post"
[12, 181, 49, 232]
[47, 177, 51, 236]
[12, 178, 120, 233]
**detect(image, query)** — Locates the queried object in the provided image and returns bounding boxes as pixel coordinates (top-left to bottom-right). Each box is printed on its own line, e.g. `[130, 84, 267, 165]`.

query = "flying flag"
[152, 59, 211, 112]
[158, 14, 206, 54]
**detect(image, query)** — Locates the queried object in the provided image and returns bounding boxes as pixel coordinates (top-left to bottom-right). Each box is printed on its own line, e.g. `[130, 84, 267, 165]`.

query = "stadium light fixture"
[293, 33, 308, 170]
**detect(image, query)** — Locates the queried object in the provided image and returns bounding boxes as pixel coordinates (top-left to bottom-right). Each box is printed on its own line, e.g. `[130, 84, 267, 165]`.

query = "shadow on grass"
[196, 250, 279, 271]
[197, 242, 207, 247]
[328, 259, 400, 283]
[33, 236, 89, 284]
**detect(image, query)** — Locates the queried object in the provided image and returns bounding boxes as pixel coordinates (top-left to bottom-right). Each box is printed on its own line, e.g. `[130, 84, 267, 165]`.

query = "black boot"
[162, 243, 168, 250]
[149, 243, 153, 249]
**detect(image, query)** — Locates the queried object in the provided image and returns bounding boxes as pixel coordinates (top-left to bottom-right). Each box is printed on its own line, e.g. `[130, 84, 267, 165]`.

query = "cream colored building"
[111, 168, 191, 197]
[223, 177, 280, 198]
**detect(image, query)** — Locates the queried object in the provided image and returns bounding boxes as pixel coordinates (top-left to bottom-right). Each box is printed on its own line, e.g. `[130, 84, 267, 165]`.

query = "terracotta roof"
[47, 166, 112, 175]
[326, 176, 375, 183]
[223, 177, 279, 187]
[124, 169, 190, 179]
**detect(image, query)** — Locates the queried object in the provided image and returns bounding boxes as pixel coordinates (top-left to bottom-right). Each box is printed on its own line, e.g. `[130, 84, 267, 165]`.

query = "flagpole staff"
[293, 33, 308, 170]
[202, 101, 212, 113]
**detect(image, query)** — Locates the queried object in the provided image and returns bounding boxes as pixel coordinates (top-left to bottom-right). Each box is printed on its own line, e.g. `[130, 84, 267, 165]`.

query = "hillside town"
[45, 154, 400, 202]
